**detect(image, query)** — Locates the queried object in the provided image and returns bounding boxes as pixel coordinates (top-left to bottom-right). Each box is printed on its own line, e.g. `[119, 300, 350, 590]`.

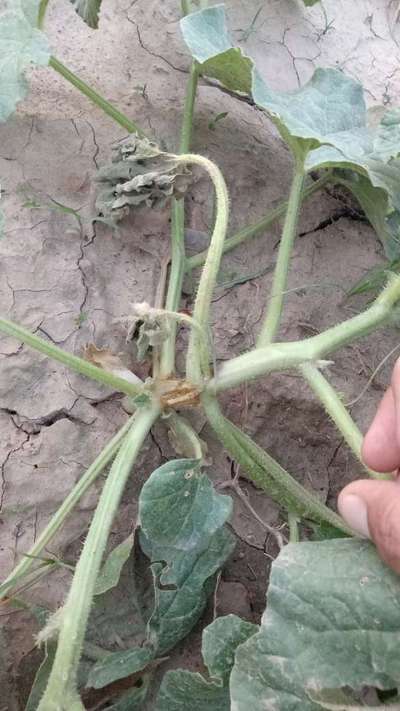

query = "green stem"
[166, 412, 204, 460]
[257, 164, 305, 346]
[202, 392, 351, 533]
[38, 0, 50, 28]
[288, 512, 300, 543]
[0, 316, 143, 397]
[185, 173, 331, 272]
[38, 404, 159, 711]
[210, 274, 400, 392]
[49, 57, 146, 137]
[0, 416, 136, 601]
[181, 154, 229, 384]
[160, 62, 199, 377]
[300, 363, 390, 480]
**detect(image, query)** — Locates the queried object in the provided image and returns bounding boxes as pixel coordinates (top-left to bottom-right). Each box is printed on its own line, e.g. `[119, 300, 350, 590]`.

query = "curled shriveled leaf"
[0, 0, 50, 122]
[69, 0, 103, 28]
[95, 136, 191, 223]
[121, 302, 171, 362]
[83, 344, 142, 385]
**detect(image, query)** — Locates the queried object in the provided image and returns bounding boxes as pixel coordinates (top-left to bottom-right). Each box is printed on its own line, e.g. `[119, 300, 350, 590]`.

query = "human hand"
[338, 360, 400, 572]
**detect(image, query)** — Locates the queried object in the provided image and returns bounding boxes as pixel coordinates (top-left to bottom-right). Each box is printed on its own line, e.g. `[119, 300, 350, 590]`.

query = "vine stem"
[38, 0, 50, 28]
[300, 363, 390, 481]
[0, 317, 143, 397]
[288, 512, 300, 543]
[177, 154, 229, 384]
[49, 57, 146, 137]
[202, 392, 351, 534]
[38, 404, 160, 711]
[257, 162, 305, 346]
[159, 61, 199, 377]
[210, 274, 400, 392]
[185, 172, 331, 272]
[0, 416, 137, 601]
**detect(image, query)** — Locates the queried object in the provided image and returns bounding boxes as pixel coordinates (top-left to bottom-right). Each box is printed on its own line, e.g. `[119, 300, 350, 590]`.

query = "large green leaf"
[69, 0, 103, 28]
[86, 646, 153, 689]
[181, 6, 400, 209]
[230, 539, 400, 711]
[0, 1, 50, 122]
[155, 615, 257, 710]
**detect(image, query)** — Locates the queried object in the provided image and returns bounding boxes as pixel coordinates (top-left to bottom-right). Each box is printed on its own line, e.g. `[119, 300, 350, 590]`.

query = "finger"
[338, 479, 400, 573]
[361, 387, 400, 472]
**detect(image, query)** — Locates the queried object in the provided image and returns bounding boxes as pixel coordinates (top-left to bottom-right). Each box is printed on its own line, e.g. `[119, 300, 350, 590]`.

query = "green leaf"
[155, 614, 256, 710]
[0, 1, 50, 122]
[155, 671, 230, 711]
[139, 459, 232, 550]
[69, 0, 103, 28]
[335, 171, 400, 259]
[231, 539, 400, 711]
[302, 0, 320, 5]
[94, 534, 134, 596]
[25, 643, 57, 711]
[86, 646, 153, 689]
[181, 7, 366, 161]
[308, 688, 375, 708]
[139, 459, 235, 654]
[347, 260, 400, 298]
[202, 615, 257, 683]
[373, 108, 400, 162]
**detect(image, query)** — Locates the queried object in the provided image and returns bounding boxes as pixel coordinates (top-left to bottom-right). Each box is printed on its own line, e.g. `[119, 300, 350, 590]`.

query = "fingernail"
[338, 494, 370, 538]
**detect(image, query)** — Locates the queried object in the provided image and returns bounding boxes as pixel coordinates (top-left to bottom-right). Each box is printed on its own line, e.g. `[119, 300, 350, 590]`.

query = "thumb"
[338, 479, 400, 573]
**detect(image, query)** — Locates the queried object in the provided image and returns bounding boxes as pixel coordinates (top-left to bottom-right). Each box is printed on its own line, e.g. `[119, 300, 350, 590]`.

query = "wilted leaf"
[95, 136, 191, 222]
[83, 344, 142, 385]
[86, 646, 153, 689]
[155, 614, 257, 710]
[0, 0, 50, 122]
[139, 459, 232, 550]
[231, 539, 400, 711]
[69, 0, 103, 28]
[94, 535, 134, 596]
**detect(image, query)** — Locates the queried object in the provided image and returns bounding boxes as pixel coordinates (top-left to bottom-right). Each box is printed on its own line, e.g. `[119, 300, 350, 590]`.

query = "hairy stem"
[160, 62, 199, 377]
[185, 173, 331, 272]
[166, 412, 204, 460]
[288, 512, 300, 543]
[179, 155, 229, 383]
[202, 392, 351, 533]
[38, 0, 50, 28]
[49, 57, 146, 137]
[257, 163, 305, 346]
[38, 404, 159, 711]
[210, 274, 400, 392]
[300, 363, 390, 480]
[0, 416, 136, 601]
[0, 317, 143, 397]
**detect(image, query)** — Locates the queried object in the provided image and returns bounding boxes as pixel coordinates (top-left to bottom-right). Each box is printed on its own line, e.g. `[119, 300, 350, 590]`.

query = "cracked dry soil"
[1, 0, 400, 707]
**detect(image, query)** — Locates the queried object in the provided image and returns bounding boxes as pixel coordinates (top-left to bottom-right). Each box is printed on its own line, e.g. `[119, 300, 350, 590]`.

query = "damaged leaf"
[230, 539, 400, 710]
[95, 135, 191, 223]
[122, 302, 171, 362]
[0, 0, 50, 121]
[83, 344, 142, 385]
[69, 0, 103, 28]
